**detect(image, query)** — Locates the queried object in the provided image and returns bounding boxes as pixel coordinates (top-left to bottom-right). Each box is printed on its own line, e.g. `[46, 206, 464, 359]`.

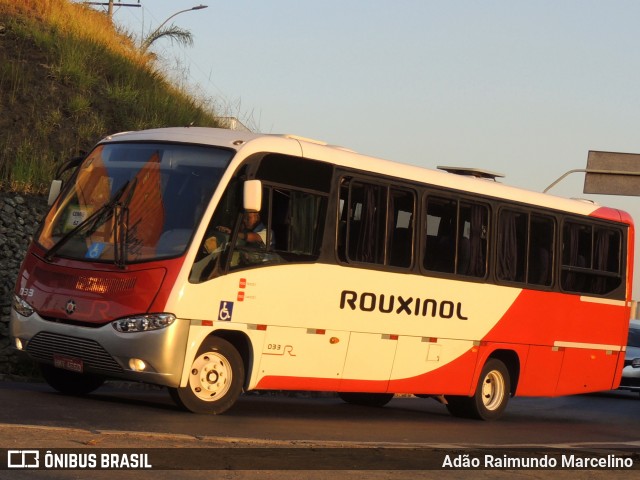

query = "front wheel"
[445, 358, 511, 421]
[40, 364, 105, 396]
[170, 337, 244, 414]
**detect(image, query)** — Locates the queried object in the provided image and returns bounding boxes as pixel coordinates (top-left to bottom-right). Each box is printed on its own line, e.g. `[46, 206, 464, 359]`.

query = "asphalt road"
[0, 380, 639, 479]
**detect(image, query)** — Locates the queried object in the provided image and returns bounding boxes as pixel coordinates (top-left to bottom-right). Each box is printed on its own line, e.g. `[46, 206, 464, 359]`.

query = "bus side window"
[338, 179, 415, 269]
[497, 210, 555, 288]
[424, 196, 488, 277]
[561, 221, 623, 295]
[592, 228, 621, 294]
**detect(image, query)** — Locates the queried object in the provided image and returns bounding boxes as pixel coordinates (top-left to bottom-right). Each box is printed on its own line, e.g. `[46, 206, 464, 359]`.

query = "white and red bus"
[10, 127, 634, 420]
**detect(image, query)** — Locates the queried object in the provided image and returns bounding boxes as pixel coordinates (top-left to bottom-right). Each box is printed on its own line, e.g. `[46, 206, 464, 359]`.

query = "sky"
[98, 0, 640, 295]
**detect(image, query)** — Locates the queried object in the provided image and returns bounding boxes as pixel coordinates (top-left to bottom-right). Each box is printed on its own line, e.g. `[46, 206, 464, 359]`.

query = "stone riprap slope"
[0, 193, 47, 376]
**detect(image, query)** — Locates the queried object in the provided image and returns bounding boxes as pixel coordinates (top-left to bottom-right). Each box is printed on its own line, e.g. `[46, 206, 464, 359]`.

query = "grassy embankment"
[0, 0, 221, 193]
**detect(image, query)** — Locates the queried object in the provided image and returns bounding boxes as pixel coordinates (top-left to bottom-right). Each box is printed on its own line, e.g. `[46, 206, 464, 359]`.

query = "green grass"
[54, 41, 101, 90]
[10, 139, 54, 192]
[0, 61, 22, 105]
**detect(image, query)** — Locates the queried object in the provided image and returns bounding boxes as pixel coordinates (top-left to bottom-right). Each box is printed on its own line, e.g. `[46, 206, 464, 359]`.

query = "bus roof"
[99, 127, 631, 223]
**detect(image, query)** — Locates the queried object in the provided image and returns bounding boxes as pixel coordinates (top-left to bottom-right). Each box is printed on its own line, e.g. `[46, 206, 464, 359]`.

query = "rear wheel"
[40, 364, 105, 396]
[170, 337, 244, 414]
[445, 358, 510, 421]
[338, 392, 394, 407]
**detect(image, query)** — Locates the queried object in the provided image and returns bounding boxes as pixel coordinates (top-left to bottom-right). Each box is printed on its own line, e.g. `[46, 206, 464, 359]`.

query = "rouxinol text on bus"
[339, 290, 469, 320]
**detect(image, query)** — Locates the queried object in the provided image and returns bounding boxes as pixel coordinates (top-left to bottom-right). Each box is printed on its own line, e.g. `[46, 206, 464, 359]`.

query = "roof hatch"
[437, 166, 505, 181]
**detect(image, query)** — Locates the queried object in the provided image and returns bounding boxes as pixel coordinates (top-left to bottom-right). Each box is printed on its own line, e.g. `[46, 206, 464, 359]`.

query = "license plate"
[53, 354, 84, 373]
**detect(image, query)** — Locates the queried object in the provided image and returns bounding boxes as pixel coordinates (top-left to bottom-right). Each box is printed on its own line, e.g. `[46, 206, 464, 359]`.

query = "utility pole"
[84, 1, 141, 19]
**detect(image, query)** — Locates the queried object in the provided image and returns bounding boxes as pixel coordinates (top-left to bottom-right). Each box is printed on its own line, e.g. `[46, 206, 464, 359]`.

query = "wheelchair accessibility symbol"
[218, 301, 234, 321]
[85, 242, 106, 259]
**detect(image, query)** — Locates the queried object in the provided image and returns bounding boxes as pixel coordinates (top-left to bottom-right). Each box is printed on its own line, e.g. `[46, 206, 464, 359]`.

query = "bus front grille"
[26, 332, 123, 374]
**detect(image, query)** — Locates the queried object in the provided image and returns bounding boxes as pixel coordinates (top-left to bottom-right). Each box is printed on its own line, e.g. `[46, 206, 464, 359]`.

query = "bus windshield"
[38, 142, 233, 265]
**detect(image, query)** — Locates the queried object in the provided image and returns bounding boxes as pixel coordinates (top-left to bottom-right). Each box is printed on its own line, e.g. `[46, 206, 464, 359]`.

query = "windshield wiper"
[44, 180, 133, 262]
[112, 177, 137, 268]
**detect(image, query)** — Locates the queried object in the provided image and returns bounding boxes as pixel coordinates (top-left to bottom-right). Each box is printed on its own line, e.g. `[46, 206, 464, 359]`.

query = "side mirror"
[55, 155, 84, 179]
[47, 179, 63, 206]
[48, 154, 85, 206]
[243, 180, 262, 212]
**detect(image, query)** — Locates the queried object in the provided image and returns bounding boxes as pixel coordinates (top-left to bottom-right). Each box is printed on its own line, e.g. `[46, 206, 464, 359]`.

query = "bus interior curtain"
[563, 223, 581, 290]
[592, 229, 611, 294]
[289, 192, 319, 254]
[468, 204, 486, 277]
[497, 210, 518, 281]
[356, 185, 377, 263]
[387, 192, 395, 262]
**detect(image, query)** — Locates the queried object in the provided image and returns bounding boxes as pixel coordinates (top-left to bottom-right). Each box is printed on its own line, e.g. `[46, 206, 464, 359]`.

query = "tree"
[140, 24, 194, 53]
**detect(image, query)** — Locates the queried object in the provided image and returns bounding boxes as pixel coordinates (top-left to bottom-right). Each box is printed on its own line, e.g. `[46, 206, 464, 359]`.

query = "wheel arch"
[210, 329, 253, 390]
[486, 349, 520, 397]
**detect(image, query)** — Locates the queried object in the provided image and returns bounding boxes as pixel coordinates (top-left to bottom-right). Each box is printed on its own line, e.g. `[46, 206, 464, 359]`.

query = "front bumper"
[619, 364, 640, 392]
[9, 308, 190, 388]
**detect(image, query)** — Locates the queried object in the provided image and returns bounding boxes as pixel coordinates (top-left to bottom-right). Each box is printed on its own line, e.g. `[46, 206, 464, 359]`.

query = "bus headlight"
[112, 313, 176, 333]
[632, 358, 640, 369]
[12, 294, 34, 317]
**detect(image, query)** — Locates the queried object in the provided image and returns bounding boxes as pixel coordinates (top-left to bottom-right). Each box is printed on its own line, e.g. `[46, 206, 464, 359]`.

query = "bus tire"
[40, 363, 105, 396]
[170, 337, 244, 414]
[445, 358, 510, 421]
[338, 392, 394, 407]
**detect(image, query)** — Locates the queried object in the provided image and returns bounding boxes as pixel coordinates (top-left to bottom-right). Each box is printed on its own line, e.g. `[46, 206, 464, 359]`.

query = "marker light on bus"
[12, 294, 34, 317]
[14, 338, 24, 351]
[112, 313, 176, 333]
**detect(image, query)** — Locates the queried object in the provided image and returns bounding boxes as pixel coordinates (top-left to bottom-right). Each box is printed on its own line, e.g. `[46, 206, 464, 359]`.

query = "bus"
[10, 127, 634, 420]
